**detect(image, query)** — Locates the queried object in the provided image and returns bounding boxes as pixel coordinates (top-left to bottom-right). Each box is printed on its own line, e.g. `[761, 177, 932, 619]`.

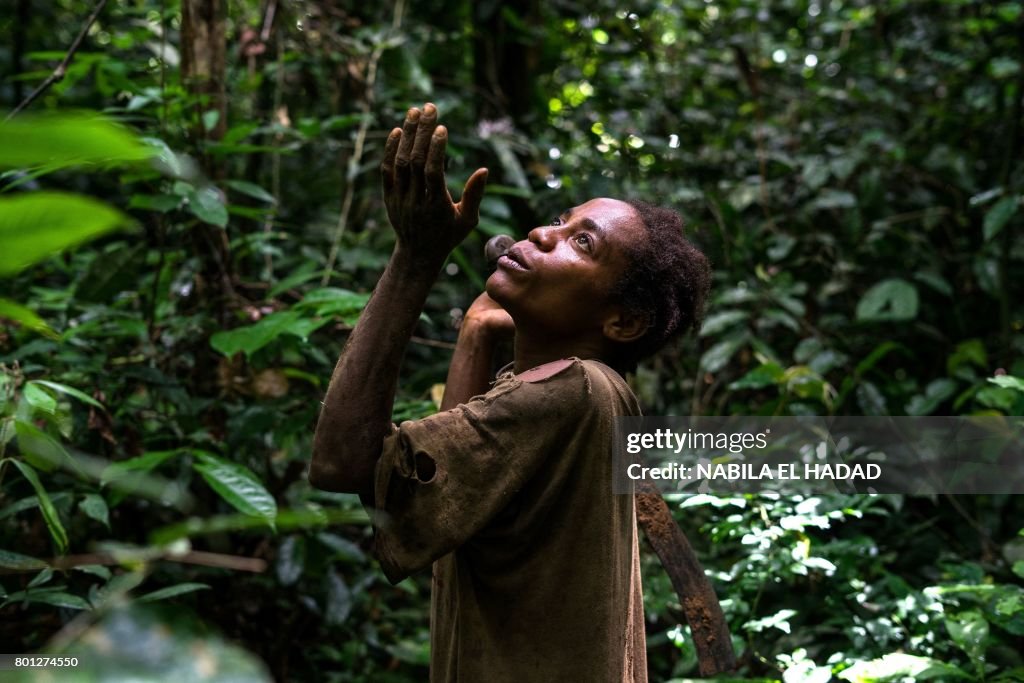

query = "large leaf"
[699, 310, 749, 337]
[0, 113, 153, 169]
[101, 450, 180, 485]
[2, 589, 91, 610]
[29, 379, 105, 410]
[275, 536, 306, 586]
[75, 242, 147, 302]
[192, 452, 277, 524]
[983, 195, 1017, 241]
[838, 654, 970, 682]
[0, 549, 49, 571]
[226, 180, 276, 204]
[0, 298, 57, 337]
[325, 571, 353, 626]
[699, 333, 748, 373]
[14, 420, 75, 473]
[23, 382, 57, 415]
[989, 375, 1024, 392]
[210, 310, 303, 358]
[0, 192, 132, 276]
[855, 278, 919, 322]
[188, 187, 228, 227]
[7, 459, 68, 553]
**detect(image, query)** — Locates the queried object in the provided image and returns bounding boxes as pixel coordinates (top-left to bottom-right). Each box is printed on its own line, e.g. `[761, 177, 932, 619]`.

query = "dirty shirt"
[373, 358, 647, 683]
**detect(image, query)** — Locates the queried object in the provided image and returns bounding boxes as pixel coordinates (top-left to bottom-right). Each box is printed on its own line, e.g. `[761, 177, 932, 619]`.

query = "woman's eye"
[550, 217, 562, 226]
[574, 233, 592, 250]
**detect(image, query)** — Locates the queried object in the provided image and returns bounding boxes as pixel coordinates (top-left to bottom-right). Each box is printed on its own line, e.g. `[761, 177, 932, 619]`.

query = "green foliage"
[192, 451, 278, 526]
[0, 192, 131, 276]
[1, 0, 1022, 680]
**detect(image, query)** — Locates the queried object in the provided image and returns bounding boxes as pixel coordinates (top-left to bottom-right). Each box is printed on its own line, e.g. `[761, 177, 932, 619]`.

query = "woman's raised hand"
[381, 103, 489, 266]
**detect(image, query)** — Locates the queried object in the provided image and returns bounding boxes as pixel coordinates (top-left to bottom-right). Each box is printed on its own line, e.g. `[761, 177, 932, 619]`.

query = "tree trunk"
[181, 0, 228, 150]
[180, 0, 233, 325]
[472, 0, 542, 126]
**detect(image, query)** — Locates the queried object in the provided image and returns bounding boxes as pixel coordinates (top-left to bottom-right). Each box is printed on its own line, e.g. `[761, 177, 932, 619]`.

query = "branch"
[0, 550, 267, 575]
[322, 0, 407, 285]
[6, 0, 108, 121]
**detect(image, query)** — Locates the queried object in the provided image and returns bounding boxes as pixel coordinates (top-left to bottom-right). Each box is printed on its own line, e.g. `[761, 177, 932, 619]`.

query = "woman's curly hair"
[608, 199, 712, 365]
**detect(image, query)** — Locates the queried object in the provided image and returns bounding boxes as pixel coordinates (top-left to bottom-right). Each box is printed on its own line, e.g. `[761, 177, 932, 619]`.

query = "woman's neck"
[512, 328, 608, 374]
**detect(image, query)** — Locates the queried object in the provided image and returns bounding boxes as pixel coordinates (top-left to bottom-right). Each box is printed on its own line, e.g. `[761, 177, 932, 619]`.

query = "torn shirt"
[373, 358, 647, 683]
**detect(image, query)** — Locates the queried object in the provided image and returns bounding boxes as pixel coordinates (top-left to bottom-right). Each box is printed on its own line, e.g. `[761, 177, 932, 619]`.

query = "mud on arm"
[310, 103, 488, 498]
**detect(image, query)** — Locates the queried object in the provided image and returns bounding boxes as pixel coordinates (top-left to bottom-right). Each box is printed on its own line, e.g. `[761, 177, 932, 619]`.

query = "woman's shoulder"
[493, 357, 640, 415]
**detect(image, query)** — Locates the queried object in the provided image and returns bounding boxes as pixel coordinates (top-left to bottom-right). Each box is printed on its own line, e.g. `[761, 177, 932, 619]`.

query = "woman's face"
[486, 198, 646, 338]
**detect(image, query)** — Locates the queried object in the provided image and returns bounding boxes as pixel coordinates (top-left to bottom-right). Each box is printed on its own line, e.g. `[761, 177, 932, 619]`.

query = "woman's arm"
[310, 104, 487, 497]
[439, 293, 515, 411]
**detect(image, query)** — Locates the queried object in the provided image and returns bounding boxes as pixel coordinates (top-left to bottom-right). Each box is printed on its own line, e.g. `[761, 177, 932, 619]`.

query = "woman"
[310, 103, 710, 682]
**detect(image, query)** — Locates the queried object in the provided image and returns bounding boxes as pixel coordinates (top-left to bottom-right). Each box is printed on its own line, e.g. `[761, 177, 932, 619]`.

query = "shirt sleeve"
[371, 360, 592, 584]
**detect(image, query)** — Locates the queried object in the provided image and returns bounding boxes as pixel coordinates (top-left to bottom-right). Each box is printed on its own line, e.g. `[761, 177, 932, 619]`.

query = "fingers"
[424, 125, 448, 197]
[457, 167, 489, 226]
[380, 127, 402, 195]
[394, 107, 420, 194]
[410, 103, 437, 197]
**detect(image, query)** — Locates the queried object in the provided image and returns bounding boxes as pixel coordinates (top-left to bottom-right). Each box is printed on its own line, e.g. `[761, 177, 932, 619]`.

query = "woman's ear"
[602, 308, 650, 344]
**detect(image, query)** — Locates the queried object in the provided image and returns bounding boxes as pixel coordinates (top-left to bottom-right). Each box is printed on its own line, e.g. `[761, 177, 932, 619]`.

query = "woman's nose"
[527, 225, 559, 250]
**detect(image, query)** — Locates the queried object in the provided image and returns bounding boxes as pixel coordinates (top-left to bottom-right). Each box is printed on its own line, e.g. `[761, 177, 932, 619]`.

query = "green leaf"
[699, 310, 749, 337]
[0, 549, 49, 571]
[946, 610, 988, 662]
[983, 196, 1017, 241]
[210, 310, 301, 358]
[729, 362, 784, 390]
[299, 288, 371, 320]
[276, 536, 305, 586]
[7, 459, 68, 553]
[856, 278, 919, 322]
[838, 653, 971, 682]
[29, 380, 105, 410]
[0, 192, 132, 276]
[905, 378, 957, 415]
[28, 567, 54, 588]
[101, 450, 179, 485]
[989, 375, 1024, 392]
[744, 608, 797, 633]
[202, 109, 221, 132]
[0, 492, 72, 522]
[74, 564, 112, 580]
[76, 242, 146, 302]
[136, 582, 211, 603]
[0, 298, 57, 338]
[227, 180, 276, 204]
[79, 493, 110, 529]
[23, 382, 57, 415]
[3, 589, 91, 610]
[325, 571, 353, 625]
[192, 452, 277, 524]
[699, 333, 747, 373]
[14, 420, 76, 473]
[184, 185, 228, 227]
[128, 193, 182, 212]
[0, 112, 153, 169]
[810, 189, 857, 210]
[92, 571, 146, 608]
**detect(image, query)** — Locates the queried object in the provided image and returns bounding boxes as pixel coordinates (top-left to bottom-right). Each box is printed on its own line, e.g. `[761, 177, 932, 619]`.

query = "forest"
[0, 0, 1023, 681]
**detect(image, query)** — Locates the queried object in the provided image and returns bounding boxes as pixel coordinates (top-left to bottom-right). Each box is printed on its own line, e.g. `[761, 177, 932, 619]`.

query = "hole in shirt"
[415, 452, 437, 482]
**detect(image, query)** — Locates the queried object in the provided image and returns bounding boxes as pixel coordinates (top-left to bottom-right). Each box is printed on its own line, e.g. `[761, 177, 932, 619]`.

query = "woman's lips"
[498, 248, 530, 271]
